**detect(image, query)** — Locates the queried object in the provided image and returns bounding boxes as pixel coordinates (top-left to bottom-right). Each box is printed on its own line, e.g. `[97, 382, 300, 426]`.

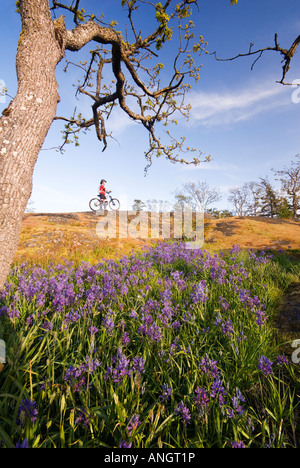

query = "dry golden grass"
[203, 216, 300, 252]
[14, 211, 155, 265]
[14, 212, 300, 265]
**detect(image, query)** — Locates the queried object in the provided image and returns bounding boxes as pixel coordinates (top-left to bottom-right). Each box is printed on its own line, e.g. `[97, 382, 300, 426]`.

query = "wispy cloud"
[187, 80, 291, 127]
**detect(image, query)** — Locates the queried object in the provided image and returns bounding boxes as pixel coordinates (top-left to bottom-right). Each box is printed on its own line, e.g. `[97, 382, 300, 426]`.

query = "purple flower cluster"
[174, 401, 191, 427]
[196, 354, 247, 419]
[258, 354, 288, 377]
[0, 241, 290, 448]
[64, 356, 101, 391]
[160, 384, 173, 403]
[199, 354, 220, 379]
[258, 355, 273, 377]
[75, 408, 90, 428]
[127, 414, 141, 436]
[104, 350, 145, 385]
[16, 399, 38, 426]
[190, 280, 209, 304]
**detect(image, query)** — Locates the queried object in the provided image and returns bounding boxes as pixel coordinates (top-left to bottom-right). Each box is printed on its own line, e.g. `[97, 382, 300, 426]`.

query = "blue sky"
[1, 0, 299, 213]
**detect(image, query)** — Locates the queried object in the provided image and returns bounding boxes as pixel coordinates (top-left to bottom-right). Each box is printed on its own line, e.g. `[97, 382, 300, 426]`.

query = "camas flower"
[231, 440, 246, 448]
[132, 356, 145, 375]
[75, 408, 90, 428]
[258, 355, 273, 377]
[159, 384, 173, 403]
[127, 415, 141, 436]
[194, 386, 210, 411]
[199, 354, 220, 379]
[174, 401, 191, 427]
[119, 440, 132, 448]
[16, 399, 38, 425]
[277, 355, 289, 366]
[15, 438, 29, 448]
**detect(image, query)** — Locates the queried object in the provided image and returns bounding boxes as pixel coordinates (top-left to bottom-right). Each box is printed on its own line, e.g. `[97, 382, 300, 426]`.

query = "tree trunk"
[0, 0, 63, 290]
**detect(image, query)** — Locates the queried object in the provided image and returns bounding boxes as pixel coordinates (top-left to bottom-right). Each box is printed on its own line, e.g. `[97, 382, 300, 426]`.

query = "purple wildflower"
[105, 351, 132, 385]
[64, 357, 100, 391]
[199, 354, 220, 379]
[221, 318, 234, 338]
[210, 377, 227, 406]
[258, 355, 273, 377]
[15, 438, 29, 448]
[194, 386, 210, 412]
[0, 306, 7, 316]
[190, 280, 209, 304]
[75, 408, 90, 428]
[219, 296, 230, 311]
[122, 332, 130, 346]
[277, 355, 289, 366]
[16, 399, 38, 425]
[174, 401, 191, 427]
[103, 315, 115, 333]
[127, 415, 141, 436]
[119, 440, 132, 448]
[159, 384, 173, 403]
[230, 245, 241, 255]
[231, 441, 246, 448]
[41, 321, 53, 332]
[172, 320, 181, 330]
[232, 388, 246, 416]
[132, 356, 145, 375]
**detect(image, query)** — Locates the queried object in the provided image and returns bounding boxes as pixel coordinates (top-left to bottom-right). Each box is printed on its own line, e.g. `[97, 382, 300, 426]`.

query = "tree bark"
[0, 0, 63, 289]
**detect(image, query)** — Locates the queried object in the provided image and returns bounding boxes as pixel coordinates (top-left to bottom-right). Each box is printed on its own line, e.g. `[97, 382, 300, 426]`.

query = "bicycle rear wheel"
[109, 198, 120, 211]
[89, 198, 101, 211]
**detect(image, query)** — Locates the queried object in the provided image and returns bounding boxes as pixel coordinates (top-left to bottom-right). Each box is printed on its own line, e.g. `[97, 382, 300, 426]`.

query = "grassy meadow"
[0, 214, 299, 448]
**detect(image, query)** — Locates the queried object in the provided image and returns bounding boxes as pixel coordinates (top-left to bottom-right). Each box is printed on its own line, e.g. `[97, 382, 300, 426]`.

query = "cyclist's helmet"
[100, 179, 107, 184]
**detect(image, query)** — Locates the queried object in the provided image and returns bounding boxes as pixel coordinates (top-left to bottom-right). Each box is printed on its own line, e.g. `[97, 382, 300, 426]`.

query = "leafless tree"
[273, 155, 300, 219]
[178, 181, 222, 212]
[228, 184, 250, 216]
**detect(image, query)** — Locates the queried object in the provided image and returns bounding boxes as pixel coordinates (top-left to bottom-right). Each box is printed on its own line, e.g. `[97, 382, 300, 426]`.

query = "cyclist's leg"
[99, 193, 106, 209]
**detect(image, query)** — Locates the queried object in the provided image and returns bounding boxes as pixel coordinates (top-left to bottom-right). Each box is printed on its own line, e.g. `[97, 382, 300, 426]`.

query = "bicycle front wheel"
[109, 198, 120, 211]
[89, 198, 101, 212]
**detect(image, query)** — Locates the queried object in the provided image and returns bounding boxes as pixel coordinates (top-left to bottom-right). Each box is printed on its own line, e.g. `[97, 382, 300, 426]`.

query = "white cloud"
[187, 80, 291, 127]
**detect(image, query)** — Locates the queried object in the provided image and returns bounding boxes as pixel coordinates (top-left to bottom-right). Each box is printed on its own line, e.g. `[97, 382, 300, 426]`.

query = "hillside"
[13, 211, 300, 265]
[204, 216, 300, 251]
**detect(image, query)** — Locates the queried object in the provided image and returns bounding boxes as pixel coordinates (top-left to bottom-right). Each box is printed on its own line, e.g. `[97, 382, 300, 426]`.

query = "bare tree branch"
[213, 33, 300, 85]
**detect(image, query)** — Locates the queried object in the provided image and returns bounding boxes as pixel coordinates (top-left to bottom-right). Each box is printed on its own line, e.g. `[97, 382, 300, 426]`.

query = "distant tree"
[273, 155, 300, 220]
[228, 183, 250, 216]
[277, 197, 293, 219]
[258, 177, 280, 218]
[177, 181, 222, 212]
[132, 199, 146, 211]
[246, 181, 262, 216]
[206, 208, 233, 218]
[173, 192, 194, 212]
[219, 209, 233, 218]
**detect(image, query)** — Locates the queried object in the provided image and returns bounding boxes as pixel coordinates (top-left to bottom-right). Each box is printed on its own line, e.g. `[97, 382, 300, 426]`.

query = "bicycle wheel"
[109, 198, 120, 211]
[89, 198, 101, 212]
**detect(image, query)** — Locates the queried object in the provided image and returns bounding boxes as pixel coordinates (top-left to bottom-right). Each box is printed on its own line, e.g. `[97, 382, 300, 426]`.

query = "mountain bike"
[89, 192, 120, 212]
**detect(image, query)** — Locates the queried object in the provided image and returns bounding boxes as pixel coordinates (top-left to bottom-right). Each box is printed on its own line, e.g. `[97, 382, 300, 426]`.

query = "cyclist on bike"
[99, 179, 111, 208]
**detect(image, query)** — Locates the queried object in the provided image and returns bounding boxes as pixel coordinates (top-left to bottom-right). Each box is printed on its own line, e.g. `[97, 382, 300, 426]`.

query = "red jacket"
[99, 184, 106, 195]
